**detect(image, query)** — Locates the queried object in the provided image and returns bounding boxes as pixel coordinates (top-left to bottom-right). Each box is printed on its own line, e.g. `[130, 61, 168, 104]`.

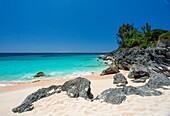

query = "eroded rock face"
[107, 48, 152, 70]
[128, 64, 150, 79]
[34, 72, 46, 77]
[128, 64, 150, 83]
[106, 39, 170, 70]
[157, 38, 170, 48]
[61, 77, 93, 99]
[154, 39, 170, 66]
[12, 85, 61, 113]
[113, 73, 127, 85]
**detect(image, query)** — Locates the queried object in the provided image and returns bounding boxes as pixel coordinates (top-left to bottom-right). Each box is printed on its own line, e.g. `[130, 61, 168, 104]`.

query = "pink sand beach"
[0, 70, 170, 116]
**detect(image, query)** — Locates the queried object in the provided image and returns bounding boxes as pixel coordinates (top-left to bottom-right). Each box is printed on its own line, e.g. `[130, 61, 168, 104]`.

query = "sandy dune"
[0, 71, 170, 116]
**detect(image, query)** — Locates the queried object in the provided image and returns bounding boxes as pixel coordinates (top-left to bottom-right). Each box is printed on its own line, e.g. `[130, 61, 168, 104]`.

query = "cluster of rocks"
[96, 73, 170, 104]
[12, 77, 93, 113]
[95, 38, 170, 104]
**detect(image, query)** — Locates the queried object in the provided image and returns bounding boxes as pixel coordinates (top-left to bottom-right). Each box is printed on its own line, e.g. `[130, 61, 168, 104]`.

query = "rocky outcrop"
[12, 85, 61, 113]
[34, 72, 46, 77]
[61, 77, 93, 99]
[103, 39, 170, 77]
[113, 73, 127, 86]
[107, 48, 154, 70]
[96, 39, 170, 104]
[114, 40, 168, 67]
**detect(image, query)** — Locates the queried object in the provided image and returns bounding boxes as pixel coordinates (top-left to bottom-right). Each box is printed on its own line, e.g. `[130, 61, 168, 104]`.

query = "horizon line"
[0, 52, 108, 54]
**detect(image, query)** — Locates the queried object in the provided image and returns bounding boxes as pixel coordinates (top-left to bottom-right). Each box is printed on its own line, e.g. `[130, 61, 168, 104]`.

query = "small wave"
[0, 84, 13, 87]
[47, 72, 64, 77]
[64, 71, 94, 78]
[22, 73, 35, 81]
[3, 70, 97, 82]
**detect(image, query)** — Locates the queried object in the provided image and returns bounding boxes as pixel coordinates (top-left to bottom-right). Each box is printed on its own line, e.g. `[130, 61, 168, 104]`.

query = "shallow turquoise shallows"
[0, 53, 107, 82]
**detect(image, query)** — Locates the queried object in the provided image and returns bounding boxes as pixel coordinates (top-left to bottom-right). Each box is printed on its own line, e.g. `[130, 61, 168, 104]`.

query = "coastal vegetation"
[117, 23, 169, 49]
[159, 31, 170, 39]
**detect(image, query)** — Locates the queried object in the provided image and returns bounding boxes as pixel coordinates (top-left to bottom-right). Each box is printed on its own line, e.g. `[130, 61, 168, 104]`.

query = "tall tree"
[116, 23, 135, 47]
[141, 22, 151, 34]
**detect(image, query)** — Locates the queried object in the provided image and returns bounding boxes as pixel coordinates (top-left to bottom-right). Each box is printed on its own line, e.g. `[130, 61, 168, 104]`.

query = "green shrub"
[159, 31, 170, 39]
[139, 43, 147, 48]
[118, 47, 125, 51]
[151, 41, 157, 47]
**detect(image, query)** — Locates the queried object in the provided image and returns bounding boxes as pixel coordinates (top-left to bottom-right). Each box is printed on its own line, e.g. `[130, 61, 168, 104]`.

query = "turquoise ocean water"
[0, 53, 107, 82]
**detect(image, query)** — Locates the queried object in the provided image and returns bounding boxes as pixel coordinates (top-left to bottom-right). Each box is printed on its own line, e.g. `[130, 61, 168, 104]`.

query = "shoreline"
[0, 71, 100, 85]
[0, 71, 115, 93]
[1, 70, 170, 115]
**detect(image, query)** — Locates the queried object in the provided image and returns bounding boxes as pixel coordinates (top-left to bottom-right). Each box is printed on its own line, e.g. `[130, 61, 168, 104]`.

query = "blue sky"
[0, 0, 170, 53]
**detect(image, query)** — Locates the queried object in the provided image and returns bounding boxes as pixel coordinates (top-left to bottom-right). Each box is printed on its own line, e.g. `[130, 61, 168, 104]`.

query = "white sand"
[0, 71, 170, 116]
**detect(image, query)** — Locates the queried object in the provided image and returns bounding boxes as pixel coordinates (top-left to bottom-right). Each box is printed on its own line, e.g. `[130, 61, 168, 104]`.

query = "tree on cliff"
[117, 23, 142, 48]
[116, 23, 168, 49]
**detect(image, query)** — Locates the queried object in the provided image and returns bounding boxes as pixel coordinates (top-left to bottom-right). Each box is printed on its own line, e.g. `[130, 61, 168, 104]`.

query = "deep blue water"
[0, 53, 107, 82]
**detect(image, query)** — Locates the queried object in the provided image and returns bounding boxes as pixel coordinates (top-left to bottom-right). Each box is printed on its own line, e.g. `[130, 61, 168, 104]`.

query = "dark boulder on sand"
[95, 88, 126, 104]
[113, 73, 128, 86]
[128, 64, 150, 79]
[34, 72, 46, 77]
[128, 64, 150, 83]
[61, 77, 93, 99]
[12, 85, 61, 113]
[144, 73, 170, 89]
[100, 66, 119, 76]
